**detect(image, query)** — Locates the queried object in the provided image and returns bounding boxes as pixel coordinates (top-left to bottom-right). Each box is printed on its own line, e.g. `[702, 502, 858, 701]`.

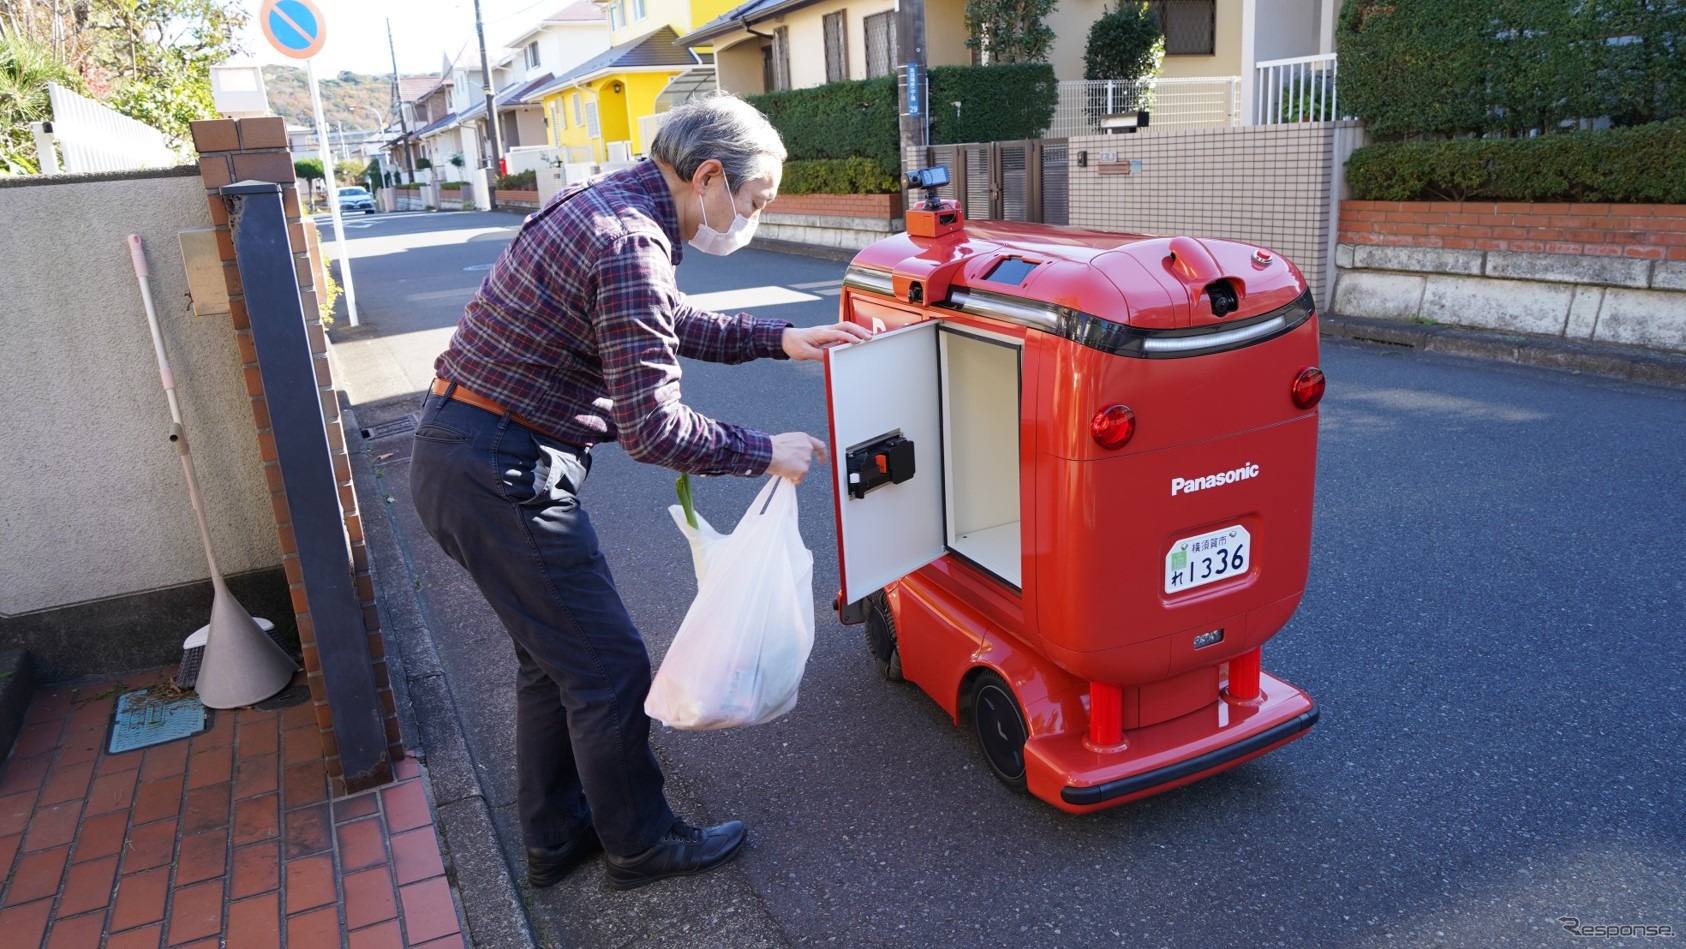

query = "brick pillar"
[190, 116, 402, 794]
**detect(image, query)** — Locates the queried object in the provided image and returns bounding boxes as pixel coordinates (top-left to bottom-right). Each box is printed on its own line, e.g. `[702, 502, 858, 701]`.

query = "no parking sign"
[260, 0, 328, 60]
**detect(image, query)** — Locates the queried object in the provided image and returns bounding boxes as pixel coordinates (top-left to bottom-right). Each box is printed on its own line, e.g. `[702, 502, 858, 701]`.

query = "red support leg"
[1228, 648, 1262, 701]
[1089, 682, 1123, 747]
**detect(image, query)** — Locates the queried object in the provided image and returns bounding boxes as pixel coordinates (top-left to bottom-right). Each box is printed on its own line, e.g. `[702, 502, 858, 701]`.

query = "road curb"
[344, 400, 538, 949]
[1320, 313, 1686, 389]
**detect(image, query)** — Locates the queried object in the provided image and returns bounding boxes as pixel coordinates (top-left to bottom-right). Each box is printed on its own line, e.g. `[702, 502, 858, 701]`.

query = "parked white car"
[337, 186, 376, 215]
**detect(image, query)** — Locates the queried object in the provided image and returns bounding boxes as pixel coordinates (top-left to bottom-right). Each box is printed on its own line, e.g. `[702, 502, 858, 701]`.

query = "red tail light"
[1090, 404, 1135, 450]
[1292, 367, 1326, 409]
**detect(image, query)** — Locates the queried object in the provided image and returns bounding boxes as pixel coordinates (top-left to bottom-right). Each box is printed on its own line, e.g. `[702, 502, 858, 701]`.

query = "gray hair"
[650, 92, 786, 191]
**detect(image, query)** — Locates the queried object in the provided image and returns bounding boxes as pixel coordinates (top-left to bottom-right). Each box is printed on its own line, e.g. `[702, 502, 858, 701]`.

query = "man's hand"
[767, 433, 828, 484]
[781, 322, 874, 361]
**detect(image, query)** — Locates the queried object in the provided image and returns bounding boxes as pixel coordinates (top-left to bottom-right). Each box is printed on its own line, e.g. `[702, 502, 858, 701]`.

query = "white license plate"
[1166, 525, 1251, 593]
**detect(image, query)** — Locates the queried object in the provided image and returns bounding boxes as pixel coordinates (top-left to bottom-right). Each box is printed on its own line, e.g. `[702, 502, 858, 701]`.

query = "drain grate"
[107, 689, 209, 754]
[361, 414, 418, 440]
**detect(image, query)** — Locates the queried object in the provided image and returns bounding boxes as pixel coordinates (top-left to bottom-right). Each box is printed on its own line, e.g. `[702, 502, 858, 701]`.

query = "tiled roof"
[679, 0, 827, 46]
[524, 25, 701, 100]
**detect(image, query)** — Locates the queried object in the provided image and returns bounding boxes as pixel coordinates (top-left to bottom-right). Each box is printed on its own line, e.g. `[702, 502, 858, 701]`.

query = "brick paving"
[0, 671, 466, 948]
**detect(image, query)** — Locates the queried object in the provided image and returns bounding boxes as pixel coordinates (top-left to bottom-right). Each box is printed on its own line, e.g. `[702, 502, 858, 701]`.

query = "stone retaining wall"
[759, 193, 905, 252]
[1333, 201, 1686, 352]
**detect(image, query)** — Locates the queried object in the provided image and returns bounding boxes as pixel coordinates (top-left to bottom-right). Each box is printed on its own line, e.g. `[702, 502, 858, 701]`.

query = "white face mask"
[689, 177, 758, 256]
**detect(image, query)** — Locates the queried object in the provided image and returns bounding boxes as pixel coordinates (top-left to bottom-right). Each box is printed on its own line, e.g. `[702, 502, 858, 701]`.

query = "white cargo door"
[825, 321, 945, 606]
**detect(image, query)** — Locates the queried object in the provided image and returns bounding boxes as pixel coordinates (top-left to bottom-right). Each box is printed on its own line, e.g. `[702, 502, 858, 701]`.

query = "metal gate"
[924, 139, 1068, 226]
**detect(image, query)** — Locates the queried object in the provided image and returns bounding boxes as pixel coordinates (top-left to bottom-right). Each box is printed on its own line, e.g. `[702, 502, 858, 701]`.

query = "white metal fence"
[1047, 78, 1241, 137]
[1254, 54, 1342, 124]
[41, 83, 181, 174]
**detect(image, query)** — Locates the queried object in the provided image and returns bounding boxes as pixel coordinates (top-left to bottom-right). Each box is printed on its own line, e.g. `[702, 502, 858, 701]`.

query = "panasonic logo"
[1172, 463, 1260, 496]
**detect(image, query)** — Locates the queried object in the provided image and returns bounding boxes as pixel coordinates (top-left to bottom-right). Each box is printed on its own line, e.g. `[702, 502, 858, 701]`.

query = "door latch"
[846, 433, 916, 499]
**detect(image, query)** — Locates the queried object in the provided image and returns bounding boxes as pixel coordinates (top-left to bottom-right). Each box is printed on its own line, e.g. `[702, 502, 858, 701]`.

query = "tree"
[964, 0, 1058, 65]
[0, 0, 248, 150]
[1082, 1, 1166, 121]
[1084, 2, 1165, 81]
[0, 34, 86, 174]
[335, 158, 367, 184]
[295, 158, 325, 208]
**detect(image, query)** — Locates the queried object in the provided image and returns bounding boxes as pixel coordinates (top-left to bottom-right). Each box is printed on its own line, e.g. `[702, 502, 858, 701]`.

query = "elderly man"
[410, 94, 868, 890]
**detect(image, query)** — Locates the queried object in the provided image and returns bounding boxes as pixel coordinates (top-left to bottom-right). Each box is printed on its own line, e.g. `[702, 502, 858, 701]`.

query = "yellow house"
[526, 0, 745, 163]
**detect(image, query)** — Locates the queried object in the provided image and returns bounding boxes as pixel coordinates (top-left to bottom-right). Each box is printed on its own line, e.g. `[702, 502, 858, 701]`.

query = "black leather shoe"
[527, 826, 603, 888]
[603, 819, 747, 890]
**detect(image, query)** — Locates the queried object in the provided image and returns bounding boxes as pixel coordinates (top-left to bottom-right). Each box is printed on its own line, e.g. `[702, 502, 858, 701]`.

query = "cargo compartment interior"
[939, 327, 1023, 587]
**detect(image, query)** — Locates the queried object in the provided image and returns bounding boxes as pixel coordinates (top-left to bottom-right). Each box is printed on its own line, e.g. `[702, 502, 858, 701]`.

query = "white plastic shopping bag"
[646, 477, 816, 730]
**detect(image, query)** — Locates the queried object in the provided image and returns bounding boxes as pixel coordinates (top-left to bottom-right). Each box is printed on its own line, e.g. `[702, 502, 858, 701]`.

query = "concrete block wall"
[902, 123, 1363, 308]
[1333, 201, 1686, 352]
[1064, 122, 1365, 307]
[191, 117, 402, 792]
[0, 167, 287, 681]
[758, 193, 905, 251]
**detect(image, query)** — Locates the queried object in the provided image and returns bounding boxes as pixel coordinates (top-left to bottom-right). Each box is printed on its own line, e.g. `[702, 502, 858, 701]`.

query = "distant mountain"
[262, 66, 434, 132]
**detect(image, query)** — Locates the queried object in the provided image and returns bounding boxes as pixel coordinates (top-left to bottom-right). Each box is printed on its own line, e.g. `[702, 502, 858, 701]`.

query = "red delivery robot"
[824, 168, 1323, 813]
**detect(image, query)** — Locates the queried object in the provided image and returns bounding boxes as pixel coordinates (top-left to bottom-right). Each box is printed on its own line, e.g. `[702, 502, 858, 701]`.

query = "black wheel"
[971, 670, 1028, 792]
[863, 591, 903, 681]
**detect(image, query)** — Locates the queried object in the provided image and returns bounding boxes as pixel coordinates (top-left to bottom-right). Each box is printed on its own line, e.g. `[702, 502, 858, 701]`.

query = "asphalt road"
[326, 209, 1685, 948]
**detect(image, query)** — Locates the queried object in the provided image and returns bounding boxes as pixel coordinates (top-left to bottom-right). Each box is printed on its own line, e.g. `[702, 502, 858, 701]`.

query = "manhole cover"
[361, 415, 418, 440]
[108, 689, 209, 754]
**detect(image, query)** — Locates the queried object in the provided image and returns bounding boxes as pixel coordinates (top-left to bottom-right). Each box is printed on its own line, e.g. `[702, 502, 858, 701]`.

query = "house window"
[609, 0, 625, 31]
[1149, 0, 1215, 56]
[864, 11, 898, 78]
[551, 101, 565, 140]
[824, 12, 848, 83]
[632, 0, 646, 20]
[773, 26, 792, 91]
[585, 100, 600, 138]
[525, 41, 540, 70]
[573, 93, 583, 125]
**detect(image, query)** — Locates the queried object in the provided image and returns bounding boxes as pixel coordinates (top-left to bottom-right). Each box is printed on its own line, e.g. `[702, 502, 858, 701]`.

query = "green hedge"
[1339, 0, 1686, 138]
[496, 169, 538, 190]
[1345, 120, 1686, 202]
[747, 63, 1060, 189]
[928, 63, 1058, 145]
[748, 76, 900, 171]
[779, 157, 900, 196]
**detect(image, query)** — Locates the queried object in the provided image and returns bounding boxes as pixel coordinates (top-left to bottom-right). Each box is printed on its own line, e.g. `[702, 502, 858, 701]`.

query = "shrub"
[748, 76, 900, 171]
[779, 157, 900, 195]
[496, 169, 538, 190]
[1338, 0, 1686, 138]
[1344, 120, 1686, 203]
[928, 63, 1059, 144]
[964, 0, 1058, 65]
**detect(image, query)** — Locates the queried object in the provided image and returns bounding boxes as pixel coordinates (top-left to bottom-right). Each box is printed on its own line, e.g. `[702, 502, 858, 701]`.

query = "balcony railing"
[1048, 77, 1241, 137]
[1254, 53, 1341, 124]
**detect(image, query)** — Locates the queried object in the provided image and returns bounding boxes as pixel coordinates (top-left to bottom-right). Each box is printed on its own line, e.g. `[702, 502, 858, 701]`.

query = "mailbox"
[825, 179, 1322, 813]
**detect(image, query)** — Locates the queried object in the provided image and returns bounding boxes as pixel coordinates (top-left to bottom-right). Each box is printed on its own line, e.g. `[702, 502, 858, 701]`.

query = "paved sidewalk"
[0, 670, 466, 947]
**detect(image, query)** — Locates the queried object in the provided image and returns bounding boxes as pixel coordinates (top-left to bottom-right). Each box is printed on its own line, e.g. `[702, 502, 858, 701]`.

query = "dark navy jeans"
[409, 389, 675, 856]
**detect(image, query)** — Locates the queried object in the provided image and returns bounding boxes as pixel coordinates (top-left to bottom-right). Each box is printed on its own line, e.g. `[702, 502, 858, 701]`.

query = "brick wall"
[1339, 201, 1686, 262]
[764, 192, 904, 219]
[190, 116, 402, 794]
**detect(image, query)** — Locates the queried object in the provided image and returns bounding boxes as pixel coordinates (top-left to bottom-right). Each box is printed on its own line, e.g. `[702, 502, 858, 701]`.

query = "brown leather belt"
[429, 378, 586, 451]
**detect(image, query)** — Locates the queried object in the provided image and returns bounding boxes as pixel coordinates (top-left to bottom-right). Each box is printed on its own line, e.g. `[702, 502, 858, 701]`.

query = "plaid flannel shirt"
[434, 159, 791, 477]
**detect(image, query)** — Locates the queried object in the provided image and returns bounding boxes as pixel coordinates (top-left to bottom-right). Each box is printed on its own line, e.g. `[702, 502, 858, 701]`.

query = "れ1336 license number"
[1166, 526, 1251, 593]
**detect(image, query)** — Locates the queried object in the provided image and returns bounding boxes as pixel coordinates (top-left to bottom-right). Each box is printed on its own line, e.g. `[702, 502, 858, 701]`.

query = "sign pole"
[307, 58, 360, 327]
[261, 0, 359, 328]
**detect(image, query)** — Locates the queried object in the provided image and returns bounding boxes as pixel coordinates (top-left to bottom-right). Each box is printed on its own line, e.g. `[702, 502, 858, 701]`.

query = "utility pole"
[473, 0, 501, 210]
[898, 0, 929, 178]
[388, 19, 416, 183]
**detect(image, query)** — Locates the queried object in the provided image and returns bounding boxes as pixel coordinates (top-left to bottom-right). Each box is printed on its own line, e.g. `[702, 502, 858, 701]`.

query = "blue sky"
[241, 0, 557, 77]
